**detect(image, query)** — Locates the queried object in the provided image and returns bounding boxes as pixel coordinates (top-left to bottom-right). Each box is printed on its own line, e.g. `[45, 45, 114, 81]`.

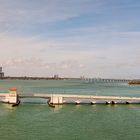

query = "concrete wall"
[0, 88, 17, 104]
[50, 95, 63, 105]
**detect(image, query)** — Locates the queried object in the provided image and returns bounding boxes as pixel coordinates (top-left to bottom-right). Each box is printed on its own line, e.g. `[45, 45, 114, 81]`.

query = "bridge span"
[19, 93, 140, 105]
[1, 88, 140, 107]
[83, 78, 131, 83]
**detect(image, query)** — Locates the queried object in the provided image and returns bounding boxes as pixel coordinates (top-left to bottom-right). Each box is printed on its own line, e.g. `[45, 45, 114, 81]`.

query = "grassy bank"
[128, 81, 140, 85]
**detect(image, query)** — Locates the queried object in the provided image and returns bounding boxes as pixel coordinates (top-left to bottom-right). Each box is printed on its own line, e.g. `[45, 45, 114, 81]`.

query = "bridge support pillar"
[8, 88, 18, 104]
[50, 95, 63, 105]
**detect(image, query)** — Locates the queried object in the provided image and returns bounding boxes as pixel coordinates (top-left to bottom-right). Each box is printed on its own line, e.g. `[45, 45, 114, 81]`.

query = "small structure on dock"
[0, 88, 18, 104]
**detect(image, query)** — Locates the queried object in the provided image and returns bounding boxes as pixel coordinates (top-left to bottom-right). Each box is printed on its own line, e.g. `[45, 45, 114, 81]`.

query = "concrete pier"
[0, 88, 18, 104]
[1, 89, 140, 106]
[50, 95, 63, 105]
[19, 93, 140, 105]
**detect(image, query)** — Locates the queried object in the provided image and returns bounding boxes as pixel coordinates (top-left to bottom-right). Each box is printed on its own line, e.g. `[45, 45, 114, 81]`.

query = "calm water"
[0, 79, 140, 140]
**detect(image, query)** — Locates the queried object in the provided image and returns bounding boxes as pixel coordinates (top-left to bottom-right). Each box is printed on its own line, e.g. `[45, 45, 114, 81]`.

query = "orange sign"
[9, 88, 17, 91]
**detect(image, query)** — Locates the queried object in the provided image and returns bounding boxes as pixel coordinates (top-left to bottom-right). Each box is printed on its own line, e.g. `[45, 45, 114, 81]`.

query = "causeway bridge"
[0, 88, 140, 107]
[83, 78, 131, 83]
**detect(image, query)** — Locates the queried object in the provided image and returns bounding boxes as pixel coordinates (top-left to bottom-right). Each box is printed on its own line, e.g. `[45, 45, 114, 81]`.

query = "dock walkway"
[0, 88, 140, 106]
[18, 93, 140, 105]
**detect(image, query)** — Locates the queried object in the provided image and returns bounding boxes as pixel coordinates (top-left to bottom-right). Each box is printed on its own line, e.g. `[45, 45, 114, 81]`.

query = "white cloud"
[0, 0, 104, 31]
[114, 31, 140, 38]
[0, 31, 140, 78]
[46, 60, 85, 70]
[0, 33, 50, 61]
[3, 57, 85, 77]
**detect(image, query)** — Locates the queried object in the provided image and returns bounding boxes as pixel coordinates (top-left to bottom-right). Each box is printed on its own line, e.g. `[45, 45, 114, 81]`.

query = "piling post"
[8, 88, 18, 104]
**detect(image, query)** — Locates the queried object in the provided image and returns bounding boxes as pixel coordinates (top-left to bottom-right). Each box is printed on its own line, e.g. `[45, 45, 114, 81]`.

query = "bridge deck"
[18, 93, 140, 101]
[0, 93, 140, 105]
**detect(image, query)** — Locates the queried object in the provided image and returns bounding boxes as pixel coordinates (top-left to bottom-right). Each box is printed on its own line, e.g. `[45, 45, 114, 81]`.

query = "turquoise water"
[0, 80, 140, 140]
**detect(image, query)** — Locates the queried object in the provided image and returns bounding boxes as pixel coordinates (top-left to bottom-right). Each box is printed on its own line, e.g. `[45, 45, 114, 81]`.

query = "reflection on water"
[53, 105, 63, 112]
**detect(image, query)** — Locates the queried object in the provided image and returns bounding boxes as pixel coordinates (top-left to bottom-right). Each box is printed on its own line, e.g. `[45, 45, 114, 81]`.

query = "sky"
[0, 0, 140, 78]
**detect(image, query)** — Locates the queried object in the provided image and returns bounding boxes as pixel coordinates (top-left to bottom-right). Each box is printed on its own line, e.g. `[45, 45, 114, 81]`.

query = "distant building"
[54, 74, 59, 79]
[0, 67, 4, 79]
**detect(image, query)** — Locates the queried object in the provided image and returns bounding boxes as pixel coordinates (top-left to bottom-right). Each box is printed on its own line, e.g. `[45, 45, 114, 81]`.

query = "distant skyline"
[0, 0, 140, 78]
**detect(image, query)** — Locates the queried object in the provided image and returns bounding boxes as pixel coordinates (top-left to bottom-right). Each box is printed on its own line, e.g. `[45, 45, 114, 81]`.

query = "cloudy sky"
[0, 0, 140, 78]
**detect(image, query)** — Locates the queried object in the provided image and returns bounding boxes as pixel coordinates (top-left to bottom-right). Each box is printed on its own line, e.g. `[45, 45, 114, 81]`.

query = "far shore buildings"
[0, 67, 4, 79]
[53, 74, 59, 79]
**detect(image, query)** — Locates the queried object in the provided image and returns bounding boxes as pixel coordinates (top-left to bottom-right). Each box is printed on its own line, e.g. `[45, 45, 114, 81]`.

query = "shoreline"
[128, 81, 140, 85]
[0, 76, 80, 80]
